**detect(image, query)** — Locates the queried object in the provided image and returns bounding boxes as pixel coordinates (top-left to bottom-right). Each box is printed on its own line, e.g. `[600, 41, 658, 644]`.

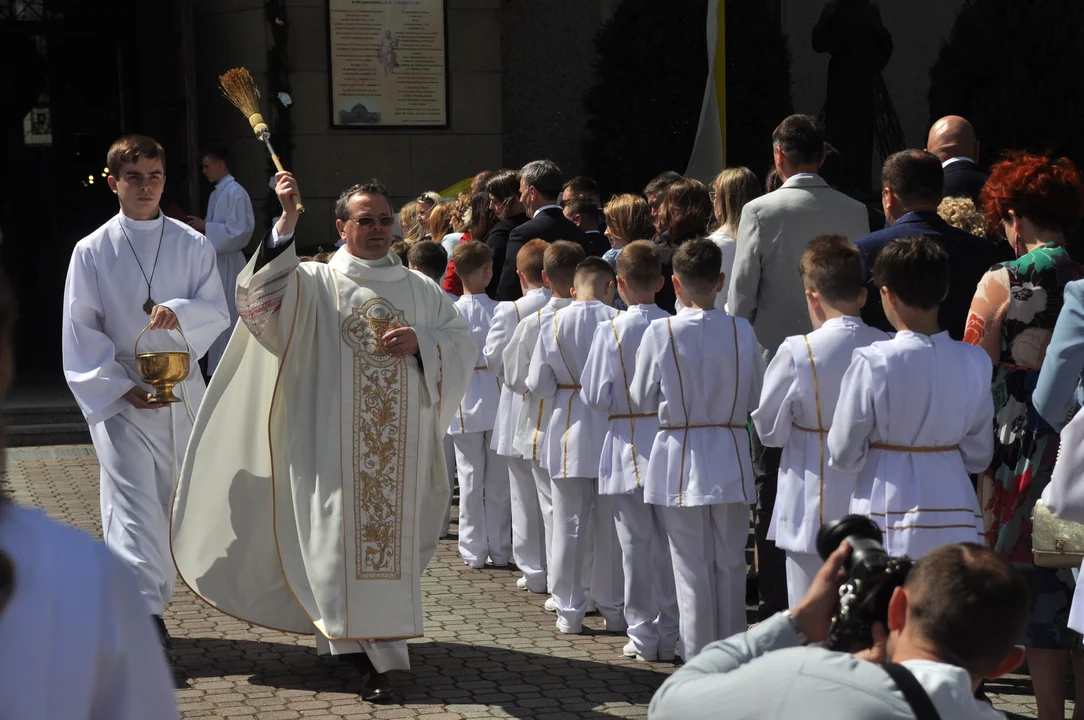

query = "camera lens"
[817, 514, 888, 579]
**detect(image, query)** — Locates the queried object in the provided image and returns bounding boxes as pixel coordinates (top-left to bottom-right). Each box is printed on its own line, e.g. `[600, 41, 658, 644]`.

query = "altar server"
[503, 241, 584, 609]
[484, 239, 551, 593]
[449, 241, 510, 568]
[631, 238, 765, 661]
[581, 241, 679, 661]
[828, 236, 994, 559]
[528, 257, 624, 634]
[752, 235, 888, 605]
[186, 144, 255, 375]
[62, 135, 229, 646]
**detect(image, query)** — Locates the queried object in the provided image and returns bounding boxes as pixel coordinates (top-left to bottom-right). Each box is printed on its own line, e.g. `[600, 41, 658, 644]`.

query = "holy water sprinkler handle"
[249, 114, 305, 214]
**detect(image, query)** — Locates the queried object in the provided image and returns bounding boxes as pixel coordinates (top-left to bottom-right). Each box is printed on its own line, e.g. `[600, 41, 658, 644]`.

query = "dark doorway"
[0, 0, 194, 392]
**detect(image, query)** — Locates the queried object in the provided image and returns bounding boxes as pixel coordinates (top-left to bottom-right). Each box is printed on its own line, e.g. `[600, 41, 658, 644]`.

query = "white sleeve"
[827, 349, 877, 475]
[526, 326, 558, 399]
[61, 244, 137, 425]
[629, 325, 662, 413]
[204, 187, 255, 254]
[267, 225, 294, 248]
[158, 238, 231, 360]
[483, 305, 513, 379]
[89, 551, 179, 719]
[961, 354, 996, 473]
[580, 323, 618, 413]
[503, 321, 534, 394]
[752, 341, 798, 448]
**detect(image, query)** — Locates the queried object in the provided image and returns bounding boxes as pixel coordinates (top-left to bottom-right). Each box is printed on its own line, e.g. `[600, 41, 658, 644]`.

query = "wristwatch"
[781, 609, 809, 646]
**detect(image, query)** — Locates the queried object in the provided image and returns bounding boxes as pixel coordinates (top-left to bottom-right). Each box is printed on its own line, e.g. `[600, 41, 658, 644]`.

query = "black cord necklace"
[118, 215, 166, 314]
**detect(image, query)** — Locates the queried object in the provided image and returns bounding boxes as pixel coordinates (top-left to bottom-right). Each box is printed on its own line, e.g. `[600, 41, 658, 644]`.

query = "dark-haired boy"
[828, 235, 994, 559]
[528, 257, 622, 634]
[582, 241, 678, 662]
[62, 135, 229, 648]
[751, 235, 888, 605]
[631, 238, 765, 661]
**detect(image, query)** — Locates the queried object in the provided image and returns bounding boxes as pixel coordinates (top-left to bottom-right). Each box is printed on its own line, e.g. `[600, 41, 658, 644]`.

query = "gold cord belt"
[557, 384, 582, 390]
[610, 412, 656, 421]
[660, 423, 746, 431]
[792, 422, 829, 434]
[870, 443, 960, 453]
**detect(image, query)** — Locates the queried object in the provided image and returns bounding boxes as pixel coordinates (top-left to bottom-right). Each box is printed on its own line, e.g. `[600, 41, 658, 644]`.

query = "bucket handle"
[134, 322, 193, 358]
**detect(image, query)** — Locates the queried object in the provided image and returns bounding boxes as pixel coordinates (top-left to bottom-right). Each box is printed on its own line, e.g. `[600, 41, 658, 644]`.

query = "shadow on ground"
[171, 638, 669, 718]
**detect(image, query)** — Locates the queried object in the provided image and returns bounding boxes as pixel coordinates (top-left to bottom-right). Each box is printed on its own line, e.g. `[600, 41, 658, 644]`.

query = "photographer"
[649, 541, 1029, 719]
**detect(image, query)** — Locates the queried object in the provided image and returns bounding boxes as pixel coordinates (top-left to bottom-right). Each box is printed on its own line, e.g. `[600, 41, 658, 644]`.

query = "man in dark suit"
[927, 115, 988, 203]
[857, 149, 1010, 340]
[562, 198, 609, 258]
[483, 169, 529, 298]
[496, 160, 589, 301]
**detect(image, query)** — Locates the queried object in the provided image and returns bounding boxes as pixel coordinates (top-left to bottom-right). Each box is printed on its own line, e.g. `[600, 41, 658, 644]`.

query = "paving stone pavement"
[4, 445, 1060, 719]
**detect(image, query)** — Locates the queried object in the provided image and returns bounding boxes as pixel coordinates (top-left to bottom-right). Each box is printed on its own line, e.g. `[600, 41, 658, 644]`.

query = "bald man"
[926, 115, 988, 203]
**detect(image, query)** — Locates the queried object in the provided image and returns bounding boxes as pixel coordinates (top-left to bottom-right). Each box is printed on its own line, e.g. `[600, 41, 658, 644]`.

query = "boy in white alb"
[581, 241, 679, 661]
[504, 241, 585, 609]
[752, 235, 888, 605]
[409, 241, 459, 536]
[528, 257, 624, 634]
[484, 239, 552, 593]
[448, 242, 510, 568]
[828, 236, 994, 559]
[630, 238, 765, 661]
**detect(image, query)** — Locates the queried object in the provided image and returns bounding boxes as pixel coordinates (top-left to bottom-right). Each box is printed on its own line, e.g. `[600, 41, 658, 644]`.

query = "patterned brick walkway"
[5, 445, 1051, 718]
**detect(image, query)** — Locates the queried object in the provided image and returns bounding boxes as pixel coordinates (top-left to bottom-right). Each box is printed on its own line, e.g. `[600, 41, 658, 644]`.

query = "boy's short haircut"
[543, 240, 587, 292]
[798, 235, 866, 303]
[407, 240, 448, 282]
[616, 240, 662, 289]
[452, 241, 493, 278]
[391, 240, 410, 265]
[872, 235, 950, 311]
[517, 238, 548, 284]
[574, 257, 616, 288]
[671, 237, 723, 293]
[107, 134, 166, 176]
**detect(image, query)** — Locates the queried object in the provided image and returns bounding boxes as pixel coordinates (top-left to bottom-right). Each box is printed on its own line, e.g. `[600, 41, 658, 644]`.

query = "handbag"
[1034, 399, 1084, 568]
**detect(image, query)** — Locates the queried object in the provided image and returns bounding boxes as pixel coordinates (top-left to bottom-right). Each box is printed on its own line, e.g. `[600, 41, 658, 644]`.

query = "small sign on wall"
[327, 0, 449, 129]
[23, 107, 52, 146]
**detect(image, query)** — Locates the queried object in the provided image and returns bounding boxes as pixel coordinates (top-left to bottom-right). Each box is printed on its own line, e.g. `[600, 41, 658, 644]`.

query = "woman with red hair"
[964, 152, 1084, 719]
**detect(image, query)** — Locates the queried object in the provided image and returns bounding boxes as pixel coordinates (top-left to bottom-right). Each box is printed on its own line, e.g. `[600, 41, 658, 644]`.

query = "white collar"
[545, 296, 573, 309]
[942, 157, 976, 168]
[216, 173, 235, 188]
[329, 247, 407, 281]
[533, 204, 562, 218]
[524, 287, 550, 298]
[821, 315, 864, 330]
[117, 211, 165, 233]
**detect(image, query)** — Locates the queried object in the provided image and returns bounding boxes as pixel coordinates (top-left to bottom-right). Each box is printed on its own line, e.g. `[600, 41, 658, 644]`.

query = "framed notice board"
[327, 0, 449, 129]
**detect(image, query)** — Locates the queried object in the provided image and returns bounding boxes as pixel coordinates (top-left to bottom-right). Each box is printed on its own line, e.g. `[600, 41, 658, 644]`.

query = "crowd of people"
[1, 106, 1083, 720]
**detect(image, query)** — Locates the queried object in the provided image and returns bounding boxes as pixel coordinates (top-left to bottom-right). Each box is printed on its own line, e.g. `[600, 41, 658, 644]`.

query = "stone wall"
[193, 0, 502, 247]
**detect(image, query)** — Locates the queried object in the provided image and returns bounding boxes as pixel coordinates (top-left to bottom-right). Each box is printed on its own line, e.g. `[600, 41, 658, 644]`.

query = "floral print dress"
[964, 242, 1082, 647]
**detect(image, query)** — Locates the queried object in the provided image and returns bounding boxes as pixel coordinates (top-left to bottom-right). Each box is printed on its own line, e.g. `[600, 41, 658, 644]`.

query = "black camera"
[816, 514, 912, 652]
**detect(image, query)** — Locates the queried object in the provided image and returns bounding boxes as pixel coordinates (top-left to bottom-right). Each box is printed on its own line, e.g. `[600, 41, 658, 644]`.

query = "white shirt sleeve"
[629, 324, 662, 413]
[267, 225, 294, 248]
[526, 325, 558, 399]
[204, 185, 255, 254]
[752, 341, 798, 448]
[827, 349, 877, 475]
[580, 323, 617, 413]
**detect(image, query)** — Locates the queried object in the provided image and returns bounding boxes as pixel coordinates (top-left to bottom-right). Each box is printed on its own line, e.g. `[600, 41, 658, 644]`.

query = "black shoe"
[361, 671, 393, 703]
[745, 571, 759, 607]
[152, 615, 172, 652]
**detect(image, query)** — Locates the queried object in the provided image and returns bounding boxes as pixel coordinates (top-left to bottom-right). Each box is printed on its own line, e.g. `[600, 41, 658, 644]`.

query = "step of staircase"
[3, 402, 90, 447]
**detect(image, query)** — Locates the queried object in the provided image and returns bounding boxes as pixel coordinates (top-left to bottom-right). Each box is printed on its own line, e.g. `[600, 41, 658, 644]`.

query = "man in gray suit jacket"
[727, 115, 869, 621]
[728, 115, 870, 358]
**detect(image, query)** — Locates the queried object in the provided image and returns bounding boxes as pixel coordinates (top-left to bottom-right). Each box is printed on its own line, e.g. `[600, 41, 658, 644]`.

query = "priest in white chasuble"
[172, 172, 476, 701]
[61, 135, 230, 651]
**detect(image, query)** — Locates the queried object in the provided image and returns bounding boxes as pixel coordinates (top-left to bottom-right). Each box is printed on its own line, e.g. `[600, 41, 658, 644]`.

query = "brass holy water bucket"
[134, 324, 191, 404]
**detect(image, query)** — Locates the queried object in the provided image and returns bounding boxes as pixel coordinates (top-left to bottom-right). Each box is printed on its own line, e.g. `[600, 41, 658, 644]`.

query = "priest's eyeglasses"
[349, 215, 395, 228]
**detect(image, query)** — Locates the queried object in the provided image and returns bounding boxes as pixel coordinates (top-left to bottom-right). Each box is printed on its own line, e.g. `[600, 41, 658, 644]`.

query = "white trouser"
[315, 636, 410, 672]
[613, 490, 679, 657]
[660, 502, 749, 660]
[91, 404, 185, 617]
[591, 494, 625, 629]
[508, 456, 547, 592]
[441, 433, 456, 536]
[550, 477, 601, 633]
[452, 430, 512, 567]
[531, 460, 554, 594]
[785, 551, 822, 607]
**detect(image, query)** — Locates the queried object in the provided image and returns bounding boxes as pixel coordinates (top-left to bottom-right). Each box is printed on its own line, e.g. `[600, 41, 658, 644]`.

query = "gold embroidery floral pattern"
[342, 298, 408, 580]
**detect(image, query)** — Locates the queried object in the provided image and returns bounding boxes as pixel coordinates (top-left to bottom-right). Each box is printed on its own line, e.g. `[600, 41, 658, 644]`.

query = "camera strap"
[882, 664, 942, 720]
